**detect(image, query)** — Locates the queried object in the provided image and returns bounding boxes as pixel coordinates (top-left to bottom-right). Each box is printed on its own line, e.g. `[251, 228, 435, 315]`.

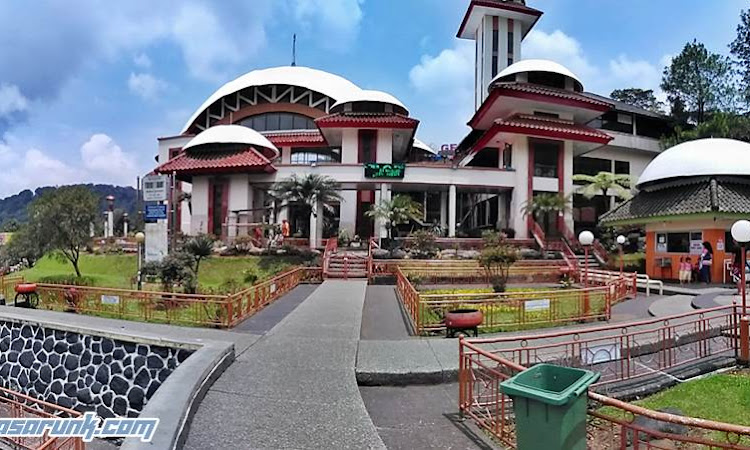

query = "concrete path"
[648, 295, 697, 316]
[185, 280, 385, 450]
[360, 285, 411, 340]
[231, 284, 318, 336]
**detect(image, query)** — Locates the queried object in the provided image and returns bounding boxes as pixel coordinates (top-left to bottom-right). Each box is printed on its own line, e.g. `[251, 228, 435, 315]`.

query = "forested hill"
[0, 184, 137, 230]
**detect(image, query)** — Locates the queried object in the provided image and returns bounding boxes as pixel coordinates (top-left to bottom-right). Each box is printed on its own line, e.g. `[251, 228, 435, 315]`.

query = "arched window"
[238, 113, 316, 132]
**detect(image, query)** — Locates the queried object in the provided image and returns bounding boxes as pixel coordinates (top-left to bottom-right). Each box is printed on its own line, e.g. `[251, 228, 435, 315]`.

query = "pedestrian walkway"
[185, 280, 385, 450]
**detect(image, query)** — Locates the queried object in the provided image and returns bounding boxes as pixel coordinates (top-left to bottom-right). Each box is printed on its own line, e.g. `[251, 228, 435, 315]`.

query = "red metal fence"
[393, 265, 636, 335]
[0, 386, 84, 449]
[459, 323, 750, 449]
[3, 266, 322, 328]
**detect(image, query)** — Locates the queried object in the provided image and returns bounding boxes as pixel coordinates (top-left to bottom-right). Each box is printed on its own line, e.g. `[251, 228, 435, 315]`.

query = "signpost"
[364, 163, 405, 179]
[145, 204, 168, 222]
[142, 175, 169, 202]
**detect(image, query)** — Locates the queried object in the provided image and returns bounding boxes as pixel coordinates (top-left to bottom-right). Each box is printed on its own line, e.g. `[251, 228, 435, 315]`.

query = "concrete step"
[647, 295, 696, 317]
[325, 271, 368, 278]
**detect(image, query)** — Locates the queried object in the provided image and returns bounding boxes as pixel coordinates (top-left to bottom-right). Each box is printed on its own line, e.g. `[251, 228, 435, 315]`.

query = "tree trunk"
[72, 260, 81, 278]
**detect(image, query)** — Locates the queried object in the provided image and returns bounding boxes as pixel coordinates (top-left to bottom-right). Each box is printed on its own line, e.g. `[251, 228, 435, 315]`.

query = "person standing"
[698, 241, 713, 284]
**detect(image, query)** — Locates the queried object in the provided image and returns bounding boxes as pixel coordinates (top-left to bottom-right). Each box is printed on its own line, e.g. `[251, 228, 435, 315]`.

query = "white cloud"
[133, 53, 151, 68]
[292, 0, 364, 52]
[127, 72, 167, 100]
[0, 84, 28, 117]
[408, 40, 474, 145]
[608, 55, 661, 91]
[80, 133, 137, 185]
[523, 29, 598, 81]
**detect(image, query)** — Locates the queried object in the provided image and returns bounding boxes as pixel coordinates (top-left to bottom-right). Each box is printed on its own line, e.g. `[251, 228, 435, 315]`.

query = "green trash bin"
[500, 364, 600, 450]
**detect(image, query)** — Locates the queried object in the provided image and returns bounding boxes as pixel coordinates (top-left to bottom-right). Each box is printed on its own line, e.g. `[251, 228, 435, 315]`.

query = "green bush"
[243, 269, 259, 285]
[37, 275, 95, 286]
[409, 230, 438, 259]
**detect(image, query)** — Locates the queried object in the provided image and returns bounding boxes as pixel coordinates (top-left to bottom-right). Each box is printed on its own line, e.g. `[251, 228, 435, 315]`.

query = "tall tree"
[731, 9, 750, 105]
[27, 186, 99, 277]
[662, 112, 750, 148]
[661, 40, 736, 124]
[610, 88, 664, 113]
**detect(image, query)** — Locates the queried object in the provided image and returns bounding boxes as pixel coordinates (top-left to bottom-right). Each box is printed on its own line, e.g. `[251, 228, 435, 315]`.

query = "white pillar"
[107, 211, 114, 238]
[309, 202, 319, 249]
[563, 141, 575, 233]
[440, 191, 448, 234]
[448, 185, 457, 237]
[511, 139, 530, 238]
[378, 183, 390, 239]
[340, 190, 357, 237]
[123, 221, 128, 237]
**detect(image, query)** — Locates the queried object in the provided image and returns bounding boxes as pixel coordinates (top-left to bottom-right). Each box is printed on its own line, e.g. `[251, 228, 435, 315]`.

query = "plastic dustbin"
[500, 364, 600, 450]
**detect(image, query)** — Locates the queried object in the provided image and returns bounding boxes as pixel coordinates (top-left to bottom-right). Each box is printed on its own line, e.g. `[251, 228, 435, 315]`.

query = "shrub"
[338, 229, 352, 247]
[409, 230, 438, 259]
[243, 269, 259, 285]
[158, 251, 197, 293]
[479, 231, 520, 293]
[233, 235, 257, 254]
[219, 278, 244, 294]
[36, 275, 95, 286]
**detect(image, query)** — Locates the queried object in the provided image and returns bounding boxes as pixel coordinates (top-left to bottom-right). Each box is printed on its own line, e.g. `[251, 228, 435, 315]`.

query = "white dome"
[491, 59, 584, 91]
[184, 125, 279, 158]
[331, 89, 408, 115]
[638, 138, 750, 187]
[182, 66, 363, 133]
[412, 138, 437, 155]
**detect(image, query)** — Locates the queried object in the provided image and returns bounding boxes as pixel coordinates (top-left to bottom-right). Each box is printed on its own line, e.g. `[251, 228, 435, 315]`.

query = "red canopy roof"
[315, 112, 419, 129]
[263, 130, 327, 147]
[155, 146, 275, 179]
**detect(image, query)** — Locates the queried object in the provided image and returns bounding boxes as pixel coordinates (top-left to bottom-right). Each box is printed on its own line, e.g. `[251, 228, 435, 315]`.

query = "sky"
[0, 0, 745, 198]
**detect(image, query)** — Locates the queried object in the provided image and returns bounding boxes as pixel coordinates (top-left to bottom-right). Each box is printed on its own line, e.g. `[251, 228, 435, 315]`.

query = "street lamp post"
[135, 232, 145, 291]
[616, 235, 627, 274]
[731, 220, 750, 365]
[578, 230, 595, 317]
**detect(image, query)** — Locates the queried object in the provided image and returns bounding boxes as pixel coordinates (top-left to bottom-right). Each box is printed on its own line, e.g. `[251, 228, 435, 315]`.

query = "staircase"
[325, 252, 369, 279]
[575, 253, 601, 270]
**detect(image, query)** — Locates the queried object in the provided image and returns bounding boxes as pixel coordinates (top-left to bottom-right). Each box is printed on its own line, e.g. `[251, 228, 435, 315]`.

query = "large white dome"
[638, 138, 750, 187]
[331, 89, 408, 115]
[182, 66, 363, 133]
[490, 59, 584, 92]
[184, 125, 279, 159]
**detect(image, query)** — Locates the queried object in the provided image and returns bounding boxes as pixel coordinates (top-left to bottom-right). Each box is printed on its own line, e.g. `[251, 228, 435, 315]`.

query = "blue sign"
[145, 204, 168, 221]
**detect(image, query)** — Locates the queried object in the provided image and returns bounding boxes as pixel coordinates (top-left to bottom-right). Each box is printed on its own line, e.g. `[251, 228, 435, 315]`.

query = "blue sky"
[0, 0, 745, 197]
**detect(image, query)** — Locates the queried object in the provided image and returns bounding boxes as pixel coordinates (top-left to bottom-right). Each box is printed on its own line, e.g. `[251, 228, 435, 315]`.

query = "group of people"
[677, 241, 714, 284]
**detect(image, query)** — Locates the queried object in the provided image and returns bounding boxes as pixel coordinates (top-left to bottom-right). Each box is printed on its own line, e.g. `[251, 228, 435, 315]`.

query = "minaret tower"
[457, 0, 543, 110]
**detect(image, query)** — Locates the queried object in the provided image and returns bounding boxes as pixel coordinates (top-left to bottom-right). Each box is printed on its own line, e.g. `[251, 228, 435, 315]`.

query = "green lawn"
[598, 372, 750, 444]
[17, 253, 306, 290]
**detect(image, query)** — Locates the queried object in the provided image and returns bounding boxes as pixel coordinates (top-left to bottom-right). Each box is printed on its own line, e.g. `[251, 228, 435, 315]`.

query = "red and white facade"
[151, 0, 670, 246]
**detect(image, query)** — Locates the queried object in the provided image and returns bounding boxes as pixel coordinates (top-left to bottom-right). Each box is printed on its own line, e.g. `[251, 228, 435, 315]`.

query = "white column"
[309, 202, 319, 249]
[107, 211, 114, 238]
[497, 193, 506, 230]
[376, 129, 393, 164]
[563, 141, 575, 232]
[440, 191, 448, 234]
[448, 185, 457, 237]
[341, 129, 359, 164]
[340, 190, 357, 237]
[190, 177, 210, 234]
[281, 146, 291, 164]
[123, 221, 128, 237]
[511, 139, 530, 238]
[378, 183, 390, 239]
[228, 174, 250, 240]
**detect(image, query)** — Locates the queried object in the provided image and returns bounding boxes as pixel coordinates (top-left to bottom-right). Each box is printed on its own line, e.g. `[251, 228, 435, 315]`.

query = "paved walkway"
[185, 280, 385, 450]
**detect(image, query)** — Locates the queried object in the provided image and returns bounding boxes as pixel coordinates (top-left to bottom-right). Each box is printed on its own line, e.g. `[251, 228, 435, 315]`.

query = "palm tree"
[365, 194, 424, 240]
[521, 193, 571, 237]
[271, 174, 342, 247]
[183, 233, 215, 277]
[572, 172, 633, 202]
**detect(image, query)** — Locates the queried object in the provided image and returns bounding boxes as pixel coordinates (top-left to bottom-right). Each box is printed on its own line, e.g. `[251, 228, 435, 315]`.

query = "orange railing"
[592, 238, 610, 264]
[7, 266, 322, 329]
[459, 305, 747, 448]
[559, 221, 580, 251]
[0, 386, 84, 449]
[529, 219, 546, 251]
[374, 259, 567, 285]
[322, 237, 338, 278]
[394, 268, 635, 335]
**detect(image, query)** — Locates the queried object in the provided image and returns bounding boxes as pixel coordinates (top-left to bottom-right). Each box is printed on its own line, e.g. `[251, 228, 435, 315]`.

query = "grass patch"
[17, 254, 305, 290]
[598, 372, 750, 444]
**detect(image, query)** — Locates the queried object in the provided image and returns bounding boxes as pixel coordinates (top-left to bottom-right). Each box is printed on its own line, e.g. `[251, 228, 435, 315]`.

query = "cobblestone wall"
[0, 321, 193, 418]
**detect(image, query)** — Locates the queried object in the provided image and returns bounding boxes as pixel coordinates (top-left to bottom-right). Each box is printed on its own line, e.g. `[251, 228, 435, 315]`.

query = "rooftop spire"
[291, 33, 297, 67]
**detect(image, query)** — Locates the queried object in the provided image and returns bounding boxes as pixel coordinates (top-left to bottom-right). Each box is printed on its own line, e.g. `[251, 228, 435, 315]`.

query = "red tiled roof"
[496, 114, 613, 142]
[470, 114, 612, 153]
[155, 147, 274, 176]
[315, 112, 419, 129]
[497, 83, 613, 108]
[263, 130, 327, 147]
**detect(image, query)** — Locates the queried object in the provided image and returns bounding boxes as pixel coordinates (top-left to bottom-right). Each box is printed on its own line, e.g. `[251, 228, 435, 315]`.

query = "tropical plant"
[521, 193, 571, 221]
[337, 228, 352, 247]
[479, 231, 520, 293]
[662, 112, 750, 148]
[270, 174, 342, 248]
[2, 225, 45, 268]
[26, 186, 99, 277]
[572, 172, 632, 201]
[610, 88, 664, 113]
[365, 194, 424, 240]
[409, 229, 437, 259]
[157, 251, 197, 293]
[183, 233, 216, 276]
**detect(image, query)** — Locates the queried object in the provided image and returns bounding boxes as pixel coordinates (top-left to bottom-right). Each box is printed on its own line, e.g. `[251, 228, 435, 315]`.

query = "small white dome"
[412, 138, 437, 155]
[491, 59, 584, 91]
[184, 125, 279, 158]
[182, 66, 363, 133]
[331, 89, 408, 115]
[638, 138, 750, 187]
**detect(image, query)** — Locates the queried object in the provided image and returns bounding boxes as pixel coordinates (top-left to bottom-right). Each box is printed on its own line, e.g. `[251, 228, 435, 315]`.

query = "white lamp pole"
[578, 230, 595, 316]
[616, 235, 627, 275]
[731, 220, 750, 365]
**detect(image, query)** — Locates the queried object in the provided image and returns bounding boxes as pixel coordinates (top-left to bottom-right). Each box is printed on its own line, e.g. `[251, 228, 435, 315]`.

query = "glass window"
[574, 157, 611, 179]
[507, 31, 514, 54]
[359, 130, 376, 164]
[614, 160, 630, 175]
[532, 140, 559, 178]
[279, 114, 293, 130]
[593, 111, 634, 134]
[667, 233, 689, 253]
[527, 71, 565, 89]
[290, 147, 341, 164]
[239, 113, 315, 132]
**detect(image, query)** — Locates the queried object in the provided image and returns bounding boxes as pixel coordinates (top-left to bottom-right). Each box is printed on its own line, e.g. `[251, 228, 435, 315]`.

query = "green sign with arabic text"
[363, 163, 405, 179]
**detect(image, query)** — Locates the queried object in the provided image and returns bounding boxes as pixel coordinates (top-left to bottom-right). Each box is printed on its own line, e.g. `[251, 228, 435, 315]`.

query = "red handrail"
[529, 218, 546, 251]
[322, 237, 338, 277]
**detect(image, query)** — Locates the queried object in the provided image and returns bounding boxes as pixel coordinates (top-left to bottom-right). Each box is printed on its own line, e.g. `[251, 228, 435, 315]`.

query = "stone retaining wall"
[0, 321, 192, 418]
